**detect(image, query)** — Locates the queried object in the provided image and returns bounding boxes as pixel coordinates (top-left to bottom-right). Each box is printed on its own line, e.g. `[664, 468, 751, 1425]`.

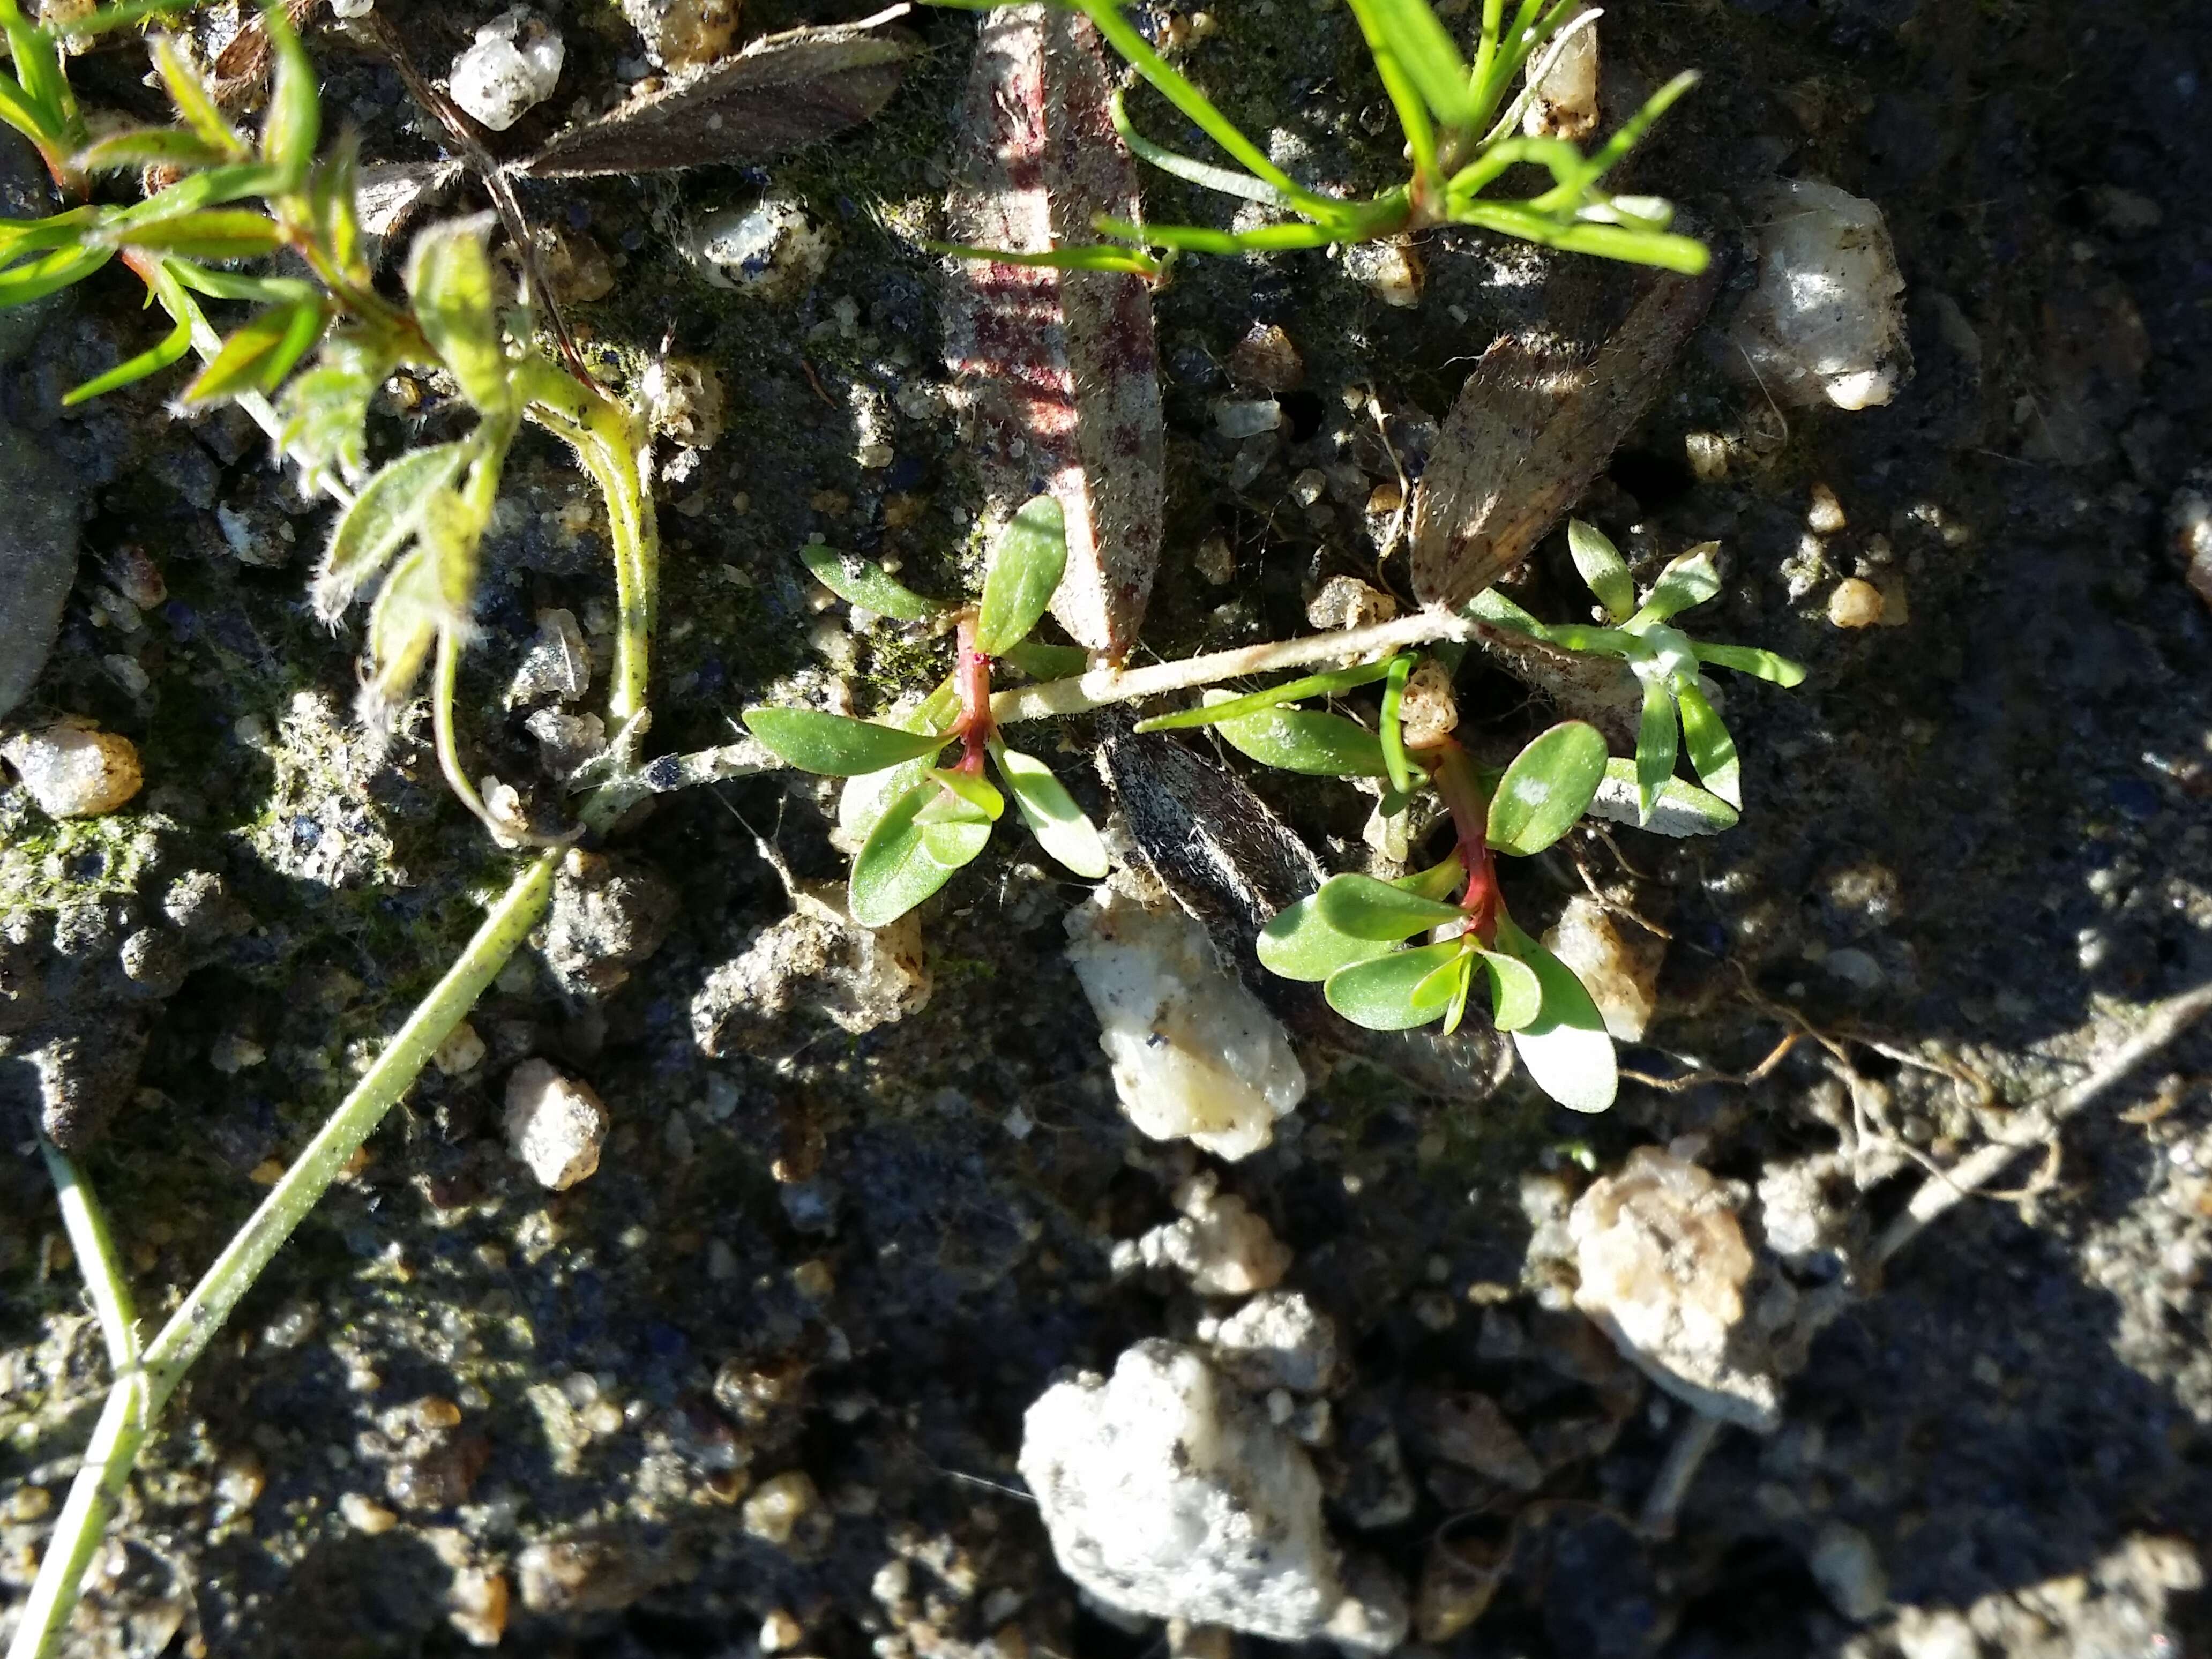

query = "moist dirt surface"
[4, 1, 2212, 1656]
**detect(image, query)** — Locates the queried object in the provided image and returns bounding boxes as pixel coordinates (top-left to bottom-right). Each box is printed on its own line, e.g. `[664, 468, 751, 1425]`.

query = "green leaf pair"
[1260, 868, 1616, 1111]
[1474, 520, 1808, 825]
[748, 495, 1108, 926]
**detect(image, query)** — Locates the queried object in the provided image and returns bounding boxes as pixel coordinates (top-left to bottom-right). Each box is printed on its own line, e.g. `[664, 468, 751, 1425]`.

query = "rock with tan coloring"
[504, 1060, 609, 1191]
[1568, 1147, 1784, 1431]
[3, 722, 141, 818]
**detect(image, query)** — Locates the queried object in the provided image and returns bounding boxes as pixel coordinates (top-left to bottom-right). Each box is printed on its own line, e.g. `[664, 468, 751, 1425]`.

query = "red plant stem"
[954, 612, 993, 775]
[1418, 738, 1500, 946]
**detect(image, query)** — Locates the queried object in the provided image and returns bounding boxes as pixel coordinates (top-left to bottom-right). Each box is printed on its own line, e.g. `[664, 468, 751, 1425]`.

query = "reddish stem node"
[1417, 737, 1500, 946]
[954, 611, 995, 775]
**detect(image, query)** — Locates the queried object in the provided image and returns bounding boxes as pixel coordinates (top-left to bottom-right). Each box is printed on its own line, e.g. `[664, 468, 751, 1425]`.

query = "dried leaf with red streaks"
[1411, 266, 1720, 611]
[943, 4, 1164, 661]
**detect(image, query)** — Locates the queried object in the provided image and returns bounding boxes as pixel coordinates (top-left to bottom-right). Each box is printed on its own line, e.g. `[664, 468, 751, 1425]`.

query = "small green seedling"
[933, 0, 1707, 277]
[1471, 519, 1807, 824]
[1139, 659, 1618, 1111]
[743, 498, 1110, 926]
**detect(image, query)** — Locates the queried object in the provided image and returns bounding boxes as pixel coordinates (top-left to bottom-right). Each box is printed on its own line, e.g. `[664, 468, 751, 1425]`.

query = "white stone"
[1568, 1147, 1783, 1431]
[1020, 1341, 1400, 1648]
[503, 1059, 609, 1191]
[1542, 896, 1663, 1042]
[1728, 180, 1909, 410]
[684, 198, 833, 300]
[1809, 1521, 1888, 1620]
[1208, 1290, 1340, 1395]
[2, 722, 142, 818]
[448, 9, 564, 133]
[1522, 17, 1598, 139]
[1064, 885, 1306, 1161]
[1128, 1174, 1292, 1297]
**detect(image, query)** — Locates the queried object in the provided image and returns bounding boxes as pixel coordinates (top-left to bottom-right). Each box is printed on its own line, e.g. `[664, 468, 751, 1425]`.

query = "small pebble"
[1225, 323, 1303, 392]
[1211, 398, 1282, 440]
[449, 7, 564, 132]
[1343, 238, 1422, 307]
[449, 1568, 511, 1648]
[340, 1492, 400, 1534]
[2, 723, 142, 817]
[760, 1609, 805, 1652]
[1806, 482, 1847, 533]
[210, 1034, 267, 1075]
[1827, 578, 1885, 628]
[6, 1484, 52, 1521]
[434, 1021, 488, 1077]
[504, 1059, 610, 1191]
[743, 1470, 823, 1546]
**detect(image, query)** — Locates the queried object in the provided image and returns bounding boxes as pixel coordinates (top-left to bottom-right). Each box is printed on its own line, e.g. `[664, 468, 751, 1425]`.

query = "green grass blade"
[1378, 653, 1416, 795]
[1341, 0, 1437, 178]
[1359, 0, 1476, 128]
[927, 238, 1163, 276]
[1134, 658, 1399, 733]
[1692, 642, 1807, 687]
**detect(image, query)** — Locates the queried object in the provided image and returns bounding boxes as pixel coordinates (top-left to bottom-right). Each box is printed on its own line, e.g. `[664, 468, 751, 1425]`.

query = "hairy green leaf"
[742, 707, 950, 776]
[1487, 720, 1606, 856]
[993, 744, 1108, 879]
[801, 541, 951, 623]
[1495, 915, 1616, 1112]
[73, 126, 228, 173]
[0, 242, 113, 309]
[405, 214, 513, 419]
[152, 36, 249, 158]
[63, 312, 191, 404]
[1566, 518, 1635, 622]
[1692, 641, 1807, 687]
[975, 495, 1067, 655]
[178, 299, 325, 402]
[259, 0, 318, 188]
[1675, 678, 1740, 808]
[361, 542, 442, 710]
[279, 331, 396, 488]
[1325, 939, 1464, 1031]
[314, 442, 468, 617]
[106, 207, 282, 259]
[310, 133, 367, 285]
[1317, 872, 1468, 941]
[850, 784, 966, 927]
[1214, 704, 1390, 776]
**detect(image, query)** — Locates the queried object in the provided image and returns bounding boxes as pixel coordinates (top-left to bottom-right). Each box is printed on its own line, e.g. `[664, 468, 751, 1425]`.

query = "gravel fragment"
[1728, 179, 1909, 410]
[1118, 1173, 1292, 1296]
[449, 7, 564, 132]
[3, 723, 142, 818]
[503, 1059, 609, 1191]
[1206, 1290, 1341, 1394]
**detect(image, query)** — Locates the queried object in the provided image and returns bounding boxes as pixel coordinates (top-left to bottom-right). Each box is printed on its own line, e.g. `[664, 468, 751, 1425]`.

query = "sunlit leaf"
[920, 766, 1005, 823]
[310, 133, 367, 285]
[63, 312, 191, 404]
[929, 238, 1162, 277]
[361, 542, 442, 709]
[1566, 517, 1635, 622]
[1477, 946, 1542, 1030]
[1633, 669, 1677, 825]
[1675, 678, 1740, 808]
[1324, 940, 1464, 1031]
[178, 299, 325, 402]
[850, 783, 965, 927]
[1692, 641, 1807, 687]
[1000, 640, 1090, 681]
[1134, 658, 1398, 734]
[975, 494, 1067, 656]
[1379, 652, 1416, 795]
[1628, 543, 1722, 627]
[1486, 719, 1606, 856]
[1213, 703, 1390, 776]
[1410, 945, 1473, 1012]
[405, 214, 514, 420]
[106, 207, 282, 259]
[1316, 872, 1467, 941]
[258, 0, 318, 189]
[0, 241, 111, 308]
[1495, 914, 1616, 1112]
[152, 36, 249, 158]
[919, 813, 992, 870]
[1399, 852, 1464, 902]
[1257, 893, 1396, 982]
[313, 439, 467, 617]
[72, 127, 228, 173]
[1358, 0, 1475, 127]
[992, 744, 1108, 879]
[1586, 758, 1738, 836]
[801, 541, 952, 624]
[742, 707, 950, 775]
[278, 331, 396, 488]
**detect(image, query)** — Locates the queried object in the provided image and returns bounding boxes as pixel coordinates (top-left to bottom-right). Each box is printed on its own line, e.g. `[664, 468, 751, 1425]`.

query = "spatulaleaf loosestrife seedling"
[1471, 519, 1807, 823]
[931, 0, 1708, 278]
[1138, 664, 1619, 1110]
[742, 497, 1112, 925]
